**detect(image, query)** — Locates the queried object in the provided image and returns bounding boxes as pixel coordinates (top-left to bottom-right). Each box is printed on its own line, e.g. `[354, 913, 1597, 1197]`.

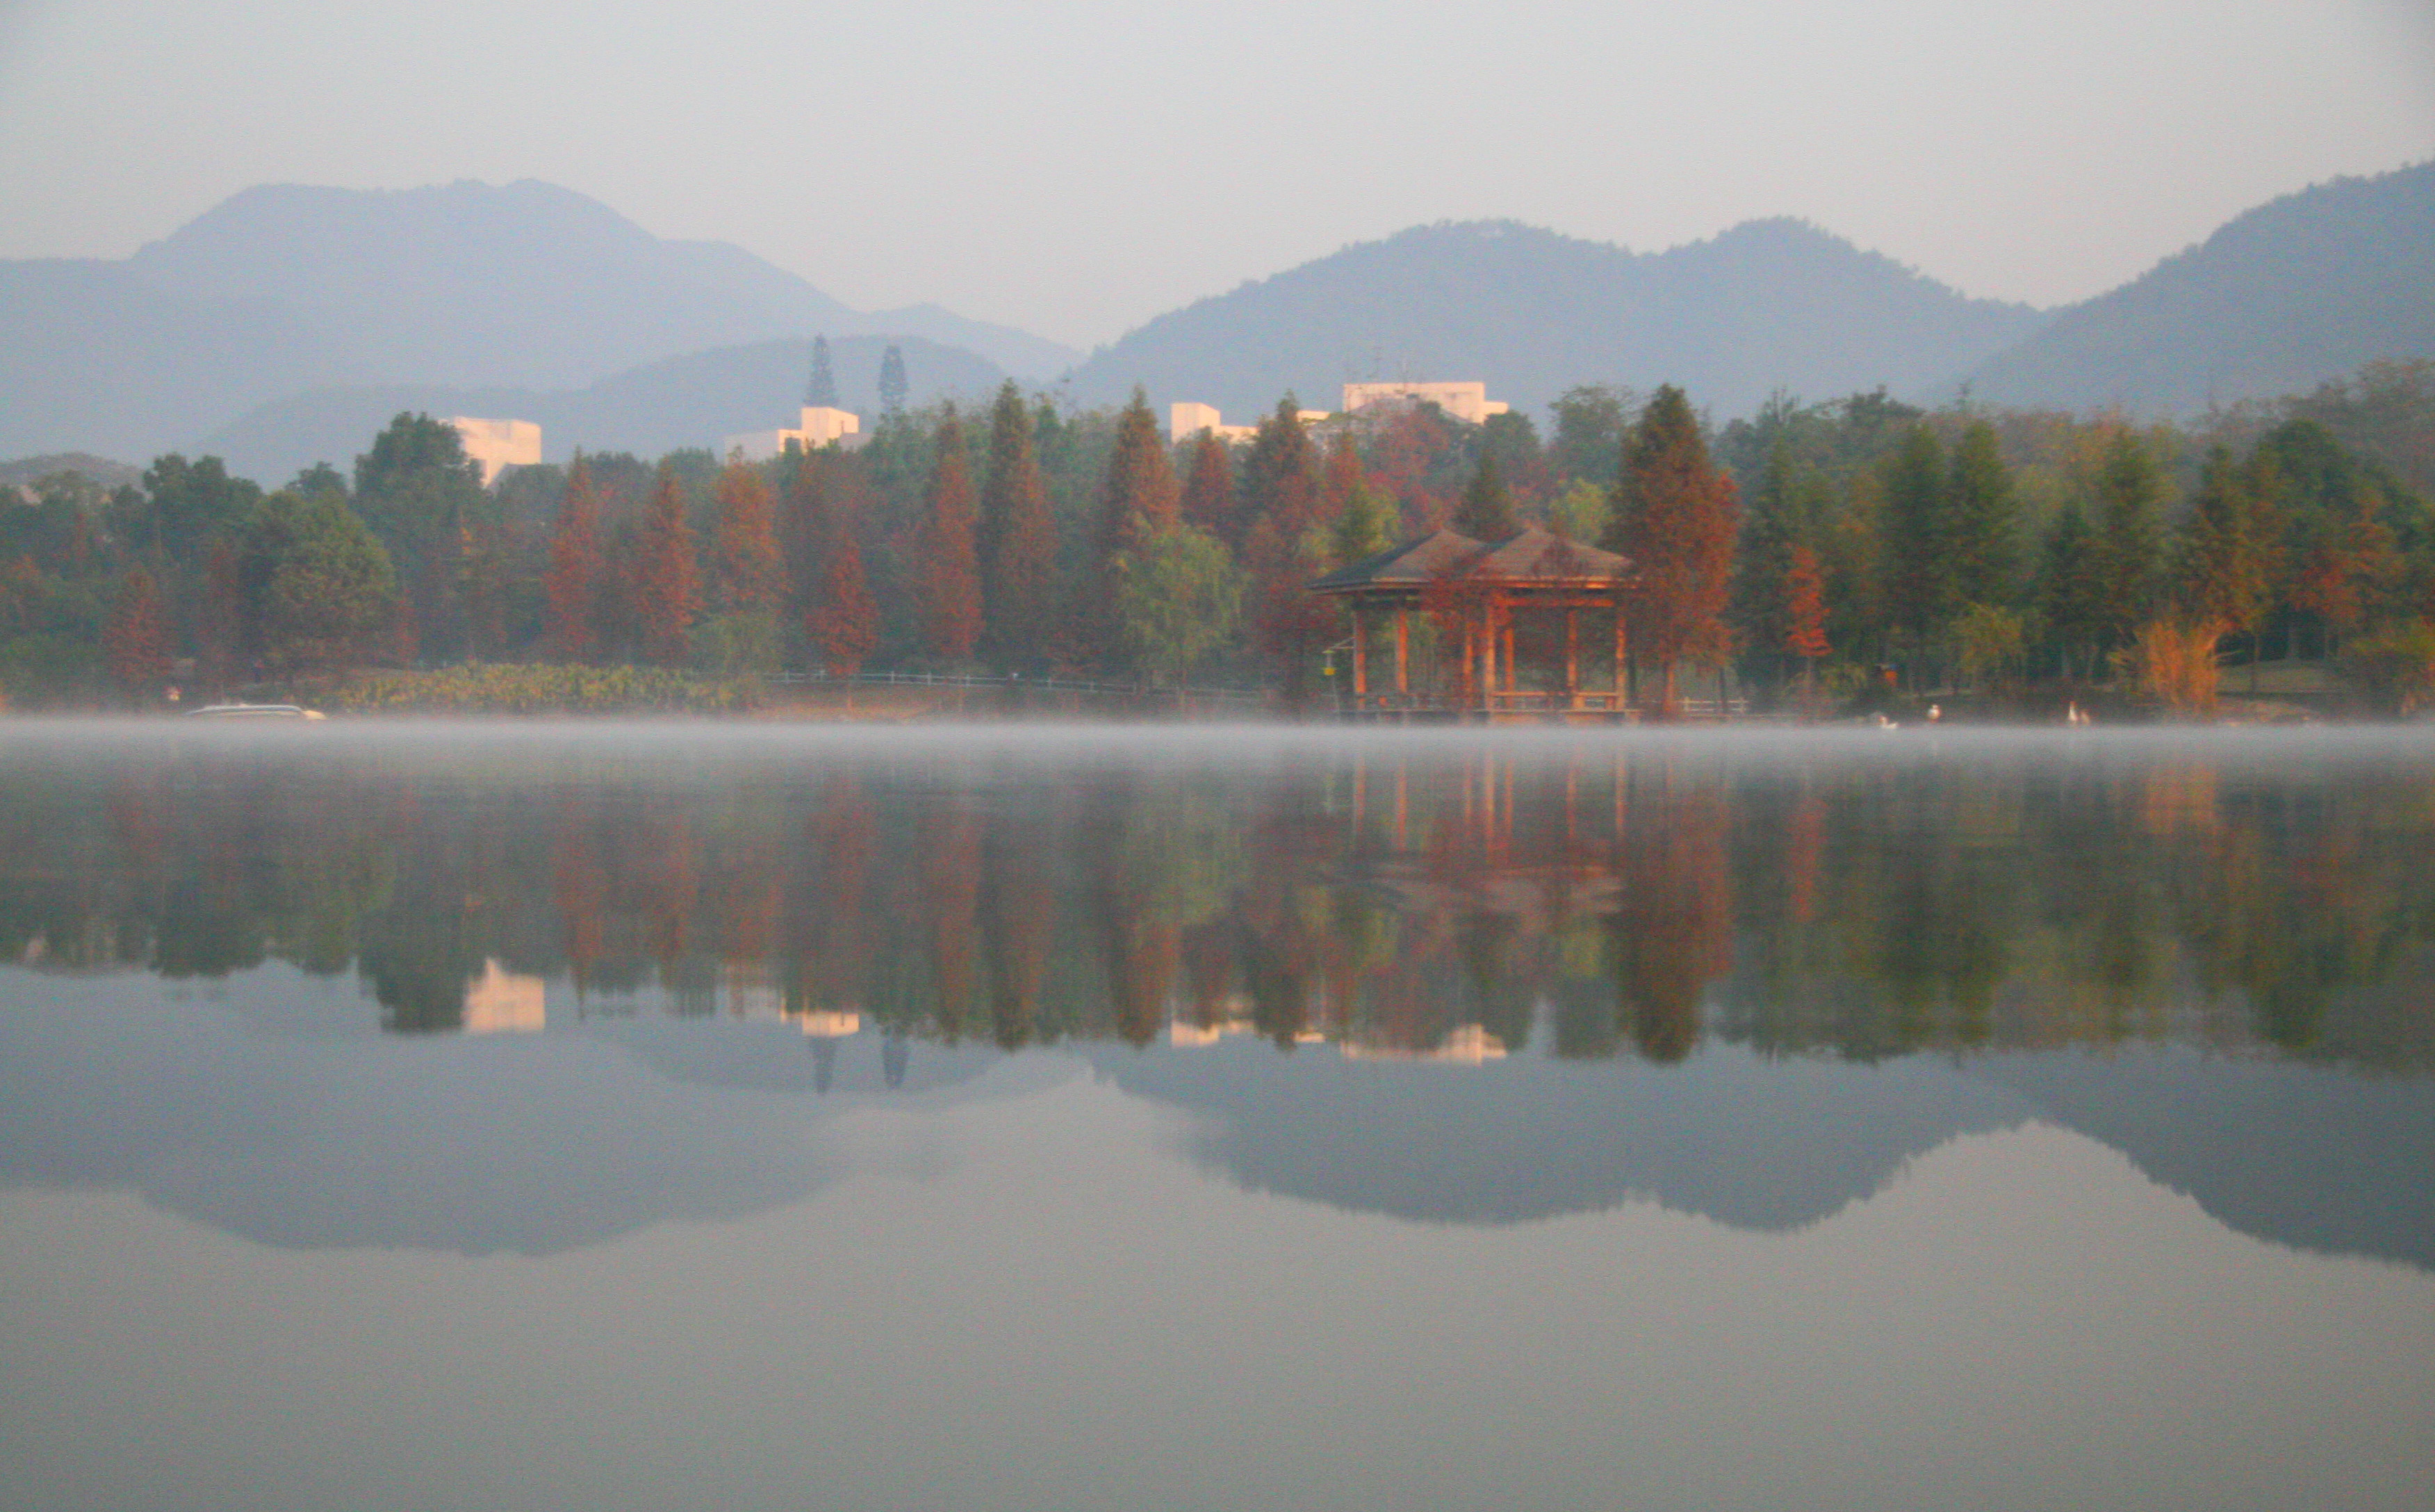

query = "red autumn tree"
[1181, 430, 1234, 537]
[1320, 428, 1368, 518]
[797, 451, 879, 676]
[712, 459, 786, 614]
[102, 566, 171, 693]
[916, 406, 983, 663]
[1237, 395, 1321, 548]
[633, 463, 703, 665]
[1604, 385, 1739, 715]
[1080, 389, 1181, 668]
[1783, 543, 1830, 689]
[544, 454, 607, 661]
[977, 381, 1058, 671]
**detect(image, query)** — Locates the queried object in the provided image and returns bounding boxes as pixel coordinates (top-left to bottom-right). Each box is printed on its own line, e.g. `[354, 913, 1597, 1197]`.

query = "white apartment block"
[1339, 381, 1509, 425]
[1170, 401, 1334, 445]
[446, 417, 543, 486]
[723, 406, 864, 463]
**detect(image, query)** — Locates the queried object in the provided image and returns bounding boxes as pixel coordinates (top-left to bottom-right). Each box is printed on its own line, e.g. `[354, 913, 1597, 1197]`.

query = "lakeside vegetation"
[3, 360, 2432, 716]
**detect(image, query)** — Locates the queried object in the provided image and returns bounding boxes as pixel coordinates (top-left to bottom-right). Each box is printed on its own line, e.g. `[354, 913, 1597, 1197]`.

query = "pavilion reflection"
[1, 738, 2431, 1072]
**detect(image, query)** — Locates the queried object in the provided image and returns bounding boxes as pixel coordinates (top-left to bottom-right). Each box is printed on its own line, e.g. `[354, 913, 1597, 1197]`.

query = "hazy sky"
[2, 1, 2429, 348]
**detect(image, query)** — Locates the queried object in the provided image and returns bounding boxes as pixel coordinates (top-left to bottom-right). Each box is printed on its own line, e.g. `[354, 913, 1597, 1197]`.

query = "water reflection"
[1, 722, 2431, 1261]
[12, 724, 2426, 1067]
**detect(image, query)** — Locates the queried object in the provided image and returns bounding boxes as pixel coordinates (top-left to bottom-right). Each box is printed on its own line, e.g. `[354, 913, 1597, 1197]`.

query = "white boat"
[187, 703, 327, 721]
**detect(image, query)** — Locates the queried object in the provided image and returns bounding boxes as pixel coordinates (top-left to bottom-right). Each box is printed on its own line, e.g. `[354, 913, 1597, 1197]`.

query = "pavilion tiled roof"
[1309, 525, 1629, 594]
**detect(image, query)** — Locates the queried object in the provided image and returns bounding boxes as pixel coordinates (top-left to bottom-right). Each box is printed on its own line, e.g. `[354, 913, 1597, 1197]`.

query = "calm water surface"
[2, 719, 2432, 1511]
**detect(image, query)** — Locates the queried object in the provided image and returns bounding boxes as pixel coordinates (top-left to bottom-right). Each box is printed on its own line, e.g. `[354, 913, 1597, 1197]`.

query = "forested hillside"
[1067, 218, 2045, 419]
[1963, 162, 2435, 414]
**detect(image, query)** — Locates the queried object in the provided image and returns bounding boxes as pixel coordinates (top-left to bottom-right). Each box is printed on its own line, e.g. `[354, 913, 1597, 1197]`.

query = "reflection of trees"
[1611, 781, 1732, 1064]
[921, 799, 983, 1042]
[1, 743, 2429, 1071]
[980, 808, 1053, 1050]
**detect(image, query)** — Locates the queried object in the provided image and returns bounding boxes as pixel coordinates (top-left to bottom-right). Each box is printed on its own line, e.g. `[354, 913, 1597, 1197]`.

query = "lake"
[2, 719, 2431, 1511]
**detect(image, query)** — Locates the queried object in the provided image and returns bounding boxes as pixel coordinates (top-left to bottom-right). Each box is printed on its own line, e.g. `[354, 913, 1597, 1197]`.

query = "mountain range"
[3, 163, 2428, 482]
[1065, 216, 2047, 419]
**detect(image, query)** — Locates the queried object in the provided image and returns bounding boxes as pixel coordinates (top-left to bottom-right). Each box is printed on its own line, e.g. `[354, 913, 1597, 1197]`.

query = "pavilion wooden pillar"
[1394, 608, 1410, 696]
[1478, 600, 1497, 718]
[1351, 607, 1368, 703]
[1500, 618, 1517, 694]
[1564, 608, 1580, 708]
[1612, 601, 1629, 715]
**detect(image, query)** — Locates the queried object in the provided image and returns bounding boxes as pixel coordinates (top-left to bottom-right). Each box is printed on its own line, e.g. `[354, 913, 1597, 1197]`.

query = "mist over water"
[3, 719, 2432, 1511]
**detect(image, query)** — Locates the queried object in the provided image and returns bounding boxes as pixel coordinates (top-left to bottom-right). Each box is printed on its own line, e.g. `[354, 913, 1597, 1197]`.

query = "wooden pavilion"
[1308, 525, 1634, 720]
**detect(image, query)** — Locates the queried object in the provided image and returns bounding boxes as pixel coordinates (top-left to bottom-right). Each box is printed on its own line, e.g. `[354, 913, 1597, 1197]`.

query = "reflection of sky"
[6, 1078, 2432, 1512]
[0, 966, 1029, 1254]
[6, 963, 2432, 1272]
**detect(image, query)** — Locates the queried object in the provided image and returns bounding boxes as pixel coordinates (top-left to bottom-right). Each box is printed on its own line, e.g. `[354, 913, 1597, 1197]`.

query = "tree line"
[3, 360, 2430, 712]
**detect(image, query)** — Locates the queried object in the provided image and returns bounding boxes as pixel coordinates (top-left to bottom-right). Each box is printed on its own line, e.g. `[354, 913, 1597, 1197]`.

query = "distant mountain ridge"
[1960, 161, 2435, 414]
[7, 167, 2431, 479]
[1066, 217, 2050, 420]
[0, 179, 1075, 465]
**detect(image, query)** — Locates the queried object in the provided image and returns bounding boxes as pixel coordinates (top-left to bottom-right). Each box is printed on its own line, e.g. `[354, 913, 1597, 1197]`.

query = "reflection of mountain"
[0, 967, 1018, 1256]
[1088, 1040, 2435, 1271]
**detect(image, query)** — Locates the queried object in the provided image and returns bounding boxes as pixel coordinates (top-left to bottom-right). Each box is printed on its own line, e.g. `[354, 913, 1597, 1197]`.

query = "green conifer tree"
[1453, 450, 1518, 539]
[977, 382, 1058, 671]
[1946, 421, 2020, 609]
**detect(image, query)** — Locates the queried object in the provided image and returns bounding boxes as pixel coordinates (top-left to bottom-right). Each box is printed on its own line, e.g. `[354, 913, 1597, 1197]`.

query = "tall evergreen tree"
[2038, 502, 2107, 679]
[2090, 427, 2166, 646]
[1333, 480, 1393, 568]
[1453, 450, 1518, 539]
[1946, 421, 2020, 609]
[877, 345, 910, 418]
[543, 455, 607, 662]
[1236, 396, 1321, 551]
[713, 460, 786, 614]
[633, 464, 702, 666]
[2176, 445, 2272, 646]
[1730, 439, 1802, 674]
[354, 411, 486, 660]
[1603, 386, 1739, 714]
[978, 381, 1058, 671]
[917, 406, 983, 663]
[805, 336, 839, 408]
[102, 566, 171, 693]
[1878, 425, 1955, 646]
[1782, 545, 1830, 685]
[1082, 391, 1181, 666]
[1181, 431, 1234, 536]
[797, 452, 879, 676]
[1238, 398, 1334, 700]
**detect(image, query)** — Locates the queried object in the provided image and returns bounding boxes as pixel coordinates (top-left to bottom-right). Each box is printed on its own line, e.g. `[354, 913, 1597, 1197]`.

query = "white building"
[447, 417, 543, 486]
[723, 406, 864, 463]
[1170, 402, 1331, 445]
[1339, 381, 1509, 425]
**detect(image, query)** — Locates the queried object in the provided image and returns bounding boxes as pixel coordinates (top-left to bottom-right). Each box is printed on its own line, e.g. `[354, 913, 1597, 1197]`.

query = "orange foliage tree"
[1605, 386, 1738, 714]
[543, 454, 607, 661]
[916, 407, 983, 663]
[797, 452, 879, 676]
[633, 464, 702, 665]
[1782, 544, 1830, 691]
[102, 566, 172, 694]
[712, 459, 785, 614]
